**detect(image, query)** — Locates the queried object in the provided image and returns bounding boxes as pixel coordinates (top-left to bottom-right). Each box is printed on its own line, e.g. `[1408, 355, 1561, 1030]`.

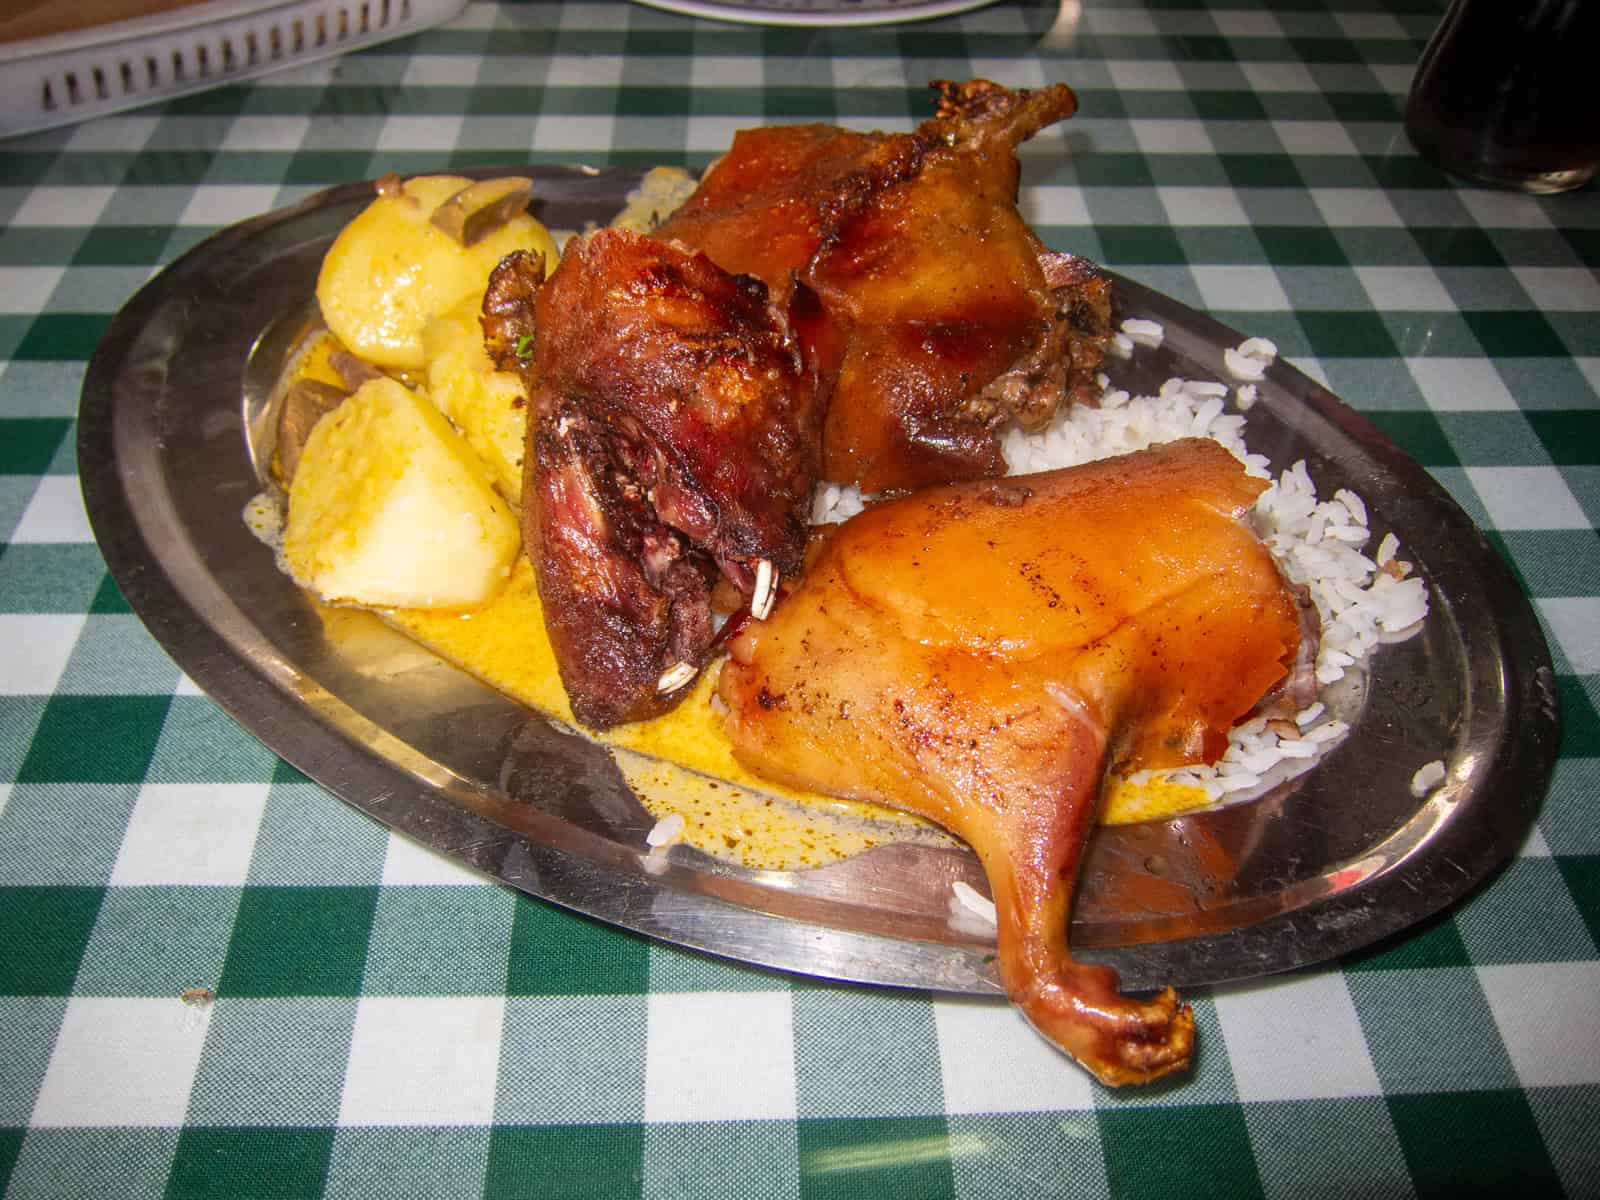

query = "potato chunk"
[316, 174, 557, 371]
[608, 165, 697, 234]
[422, 294, 528, 504]
[284, 377, 520, 609]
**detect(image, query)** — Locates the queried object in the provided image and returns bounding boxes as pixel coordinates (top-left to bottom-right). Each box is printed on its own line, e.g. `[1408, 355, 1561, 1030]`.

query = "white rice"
[1225, 336, 1279, 382]
[645, 812, 686, 848]
[810, 322, 1432, 813]
[1121, 317, 1165, 349]
[951, 880, 998, 925]
[1411, 760, 1447, 798]
[812, 479, 868, 524]
[948, 879, 999, 934]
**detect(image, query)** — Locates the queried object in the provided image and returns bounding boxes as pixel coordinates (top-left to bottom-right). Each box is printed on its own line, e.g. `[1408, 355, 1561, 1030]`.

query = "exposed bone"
[656, 662, 697, 694]
[429, 177, 534, 246]
[750, 559, 777, 621]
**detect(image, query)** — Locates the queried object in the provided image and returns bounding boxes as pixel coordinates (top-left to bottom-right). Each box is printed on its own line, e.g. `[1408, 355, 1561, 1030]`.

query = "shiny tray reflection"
[78, 167, 1559, 993]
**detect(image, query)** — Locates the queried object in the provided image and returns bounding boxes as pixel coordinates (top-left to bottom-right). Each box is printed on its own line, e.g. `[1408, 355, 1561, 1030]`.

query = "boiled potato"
[316, 174, 557, 371]
[608, 165, 697, 234]
[284, 376, 520, 610]
[422, 294, 528, 504]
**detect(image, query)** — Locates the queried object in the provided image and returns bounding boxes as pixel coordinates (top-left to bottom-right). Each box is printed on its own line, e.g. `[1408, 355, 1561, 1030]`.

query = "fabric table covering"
[1, 0, 1596, 1195]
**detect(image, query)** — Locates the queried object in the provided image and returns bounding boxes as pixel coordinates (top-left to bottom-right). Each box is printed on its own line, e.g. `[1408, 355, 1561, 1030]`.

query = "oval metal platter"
[79, 166, 1560, 994]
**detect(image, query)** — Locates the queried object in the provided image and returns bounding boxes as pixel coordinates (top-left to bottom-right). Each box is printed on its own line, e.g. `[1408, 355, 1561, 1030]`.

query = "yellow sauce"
[277, 331, 1213, 872]
[381, 557, 950, 869]
[1102, 772, 1211, 826]
[293, 329, 350, 389]
[381, 555, 1214, 869]
[614, 758, 939, 870]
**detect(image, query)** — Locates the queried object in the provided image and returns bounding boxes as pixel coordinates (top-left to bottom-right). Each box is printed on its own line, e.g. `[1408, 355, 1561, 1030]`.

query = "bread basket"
[0, 0, 469, 139]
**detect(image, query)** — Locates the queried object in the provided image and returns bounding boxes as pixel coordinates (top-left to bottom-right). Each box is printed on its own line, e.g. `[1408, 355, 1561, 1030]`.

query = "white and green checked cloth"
[1, 0, 1596, 1196]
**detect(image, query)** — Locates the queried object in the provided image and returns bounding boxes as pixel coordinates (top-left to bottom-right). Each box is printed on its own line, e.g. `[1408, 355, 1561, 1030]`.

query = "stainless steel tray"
[79, 166, 1560, 993]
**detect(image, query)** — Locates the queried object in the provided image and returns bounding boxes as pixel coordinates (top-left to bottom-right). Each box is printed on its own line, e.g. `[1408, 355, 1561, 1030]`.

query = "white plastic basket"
[0, 0, 469, 140]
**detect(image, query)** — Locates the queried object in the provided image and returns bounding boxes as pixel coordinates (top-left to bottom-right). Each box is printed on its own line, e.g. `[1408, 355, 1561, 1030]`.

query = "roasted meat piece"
[659, 79, 1112, 492]
[484, 234, 818, 728]
[717, 439, 1306, 1085]
[655, 121, 922, 309]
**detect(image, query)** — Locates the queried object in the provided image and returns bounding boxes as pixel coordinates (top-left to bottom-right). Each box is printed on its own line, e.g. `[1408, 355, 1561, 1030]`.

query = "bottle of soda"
[1404, 0, 1599, 194]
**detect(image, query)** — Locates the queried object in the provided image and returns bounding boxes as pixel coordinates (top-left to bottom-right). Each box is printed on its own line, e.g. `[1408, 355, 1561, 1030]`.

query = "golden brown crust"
[657, 80, 1108, 492]
[719, 440, 1302, 1085]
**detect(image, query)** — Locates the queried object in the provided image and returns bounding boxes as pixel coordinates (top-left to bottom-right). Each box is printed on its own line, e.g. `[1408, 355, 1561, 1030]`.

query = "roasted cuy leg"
[717, 439, 1304, 1085]
[658, 79, 1111, 493]
[484, 233, 819, 728]
[800, 80, 1109, 491]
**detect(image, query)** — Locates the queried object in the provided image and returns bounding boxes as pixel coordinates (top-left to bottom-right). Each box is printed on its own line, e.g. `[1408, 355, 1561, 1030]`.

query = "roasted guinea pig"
[657, 79, 1113, 493]
[484, 232, 819, 729]
[717, 439, 1306, 1086]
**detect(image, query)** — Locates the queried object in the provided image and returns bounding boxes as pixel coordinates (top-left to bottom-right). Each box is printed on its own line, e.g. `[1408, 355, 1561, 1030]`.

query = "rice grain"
[808, 321, 1430, 814]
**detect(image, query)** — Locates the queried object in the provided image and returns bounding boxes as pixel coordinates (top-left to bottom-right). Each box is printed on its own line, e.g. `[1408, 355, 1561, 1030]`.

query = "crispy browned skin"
[717, 439, 1303, 1086]
[655, 123, 923, 308]
[485, 234, 818, 729]
[658, 79, 1111, 493]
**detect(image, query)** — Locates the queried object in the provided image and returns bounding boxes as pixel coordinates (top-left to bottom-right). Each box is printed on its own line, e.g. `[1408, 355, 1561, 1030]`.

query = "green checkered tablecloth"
[2, 0, 1597, 1195]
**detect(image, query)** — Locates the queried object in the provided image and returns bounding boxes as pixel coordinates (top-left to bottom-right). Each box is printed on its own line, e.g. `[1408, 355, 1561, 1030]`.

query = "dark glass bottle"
[1404, 0, 1599, 194]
